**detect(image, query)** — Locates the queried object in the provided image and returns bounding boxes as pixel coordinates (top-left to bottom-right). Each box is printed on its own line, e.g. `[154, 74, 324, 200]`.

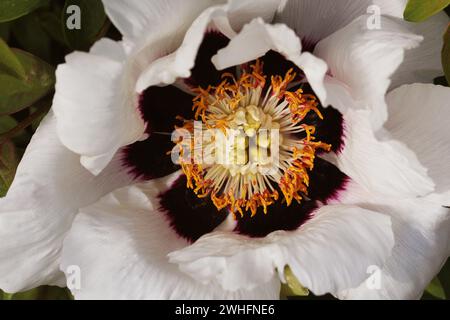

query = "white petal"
[323, 81, 434, 199]
[211, 18, 328, 103]
[53, 41, 145, 174]
[227, 0, 282, 31]
[314, 15, 422, 129]
[385, 84, 450, 203]
[61, 179, 280, 299]
[0, 113, 133, 293]
[276, 0, 406, 44]
[170, 204, 394, 296]
[89, 38, 128, 61]
[331, 181, 450, 299]
[390, 12, 449, 88]
[277, 0, 449, 89]
[294, 52, 328, 103]
[335, 108, 435, 198]
[321, 76, 356, 116]
[212, 18, 300, 67]
[136, 1, 283, 92]
[65, 1, 236, 173]
[363, 1, 450, 87]
[102, 0, 222, 43]
[136, 5, 228, 91]
[378, 1, 449, 88]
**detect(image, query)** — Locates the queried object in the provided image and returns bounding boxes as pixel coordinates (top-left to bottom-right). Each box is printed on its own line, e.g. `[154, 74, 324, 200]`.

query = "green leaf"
[39, 12, 66, 45]
[404, 0, 450, 22]
[0, 0, 48, 23]
[1, 286, 73, 300]
[0, 38, 26, 79]
[282, 266, 309, 297]
[0, 49, 54, 116]
[12, 13, 52, 62]
[0, 22, 12, 42]
[62, 0, 107, 51]
[0, 115, 18, 135]
[443, 25, 450, 85]
[0, 140, 17, 197]
[426, 277, 446, 299]
[0, 115, 32, 146]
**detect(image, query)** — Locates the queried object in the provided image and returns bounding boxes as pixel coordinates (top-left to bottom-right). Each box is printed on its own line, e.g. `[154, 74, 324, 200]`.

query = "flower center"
[213, 104, 279, 174]
[173, 61, 331, 217]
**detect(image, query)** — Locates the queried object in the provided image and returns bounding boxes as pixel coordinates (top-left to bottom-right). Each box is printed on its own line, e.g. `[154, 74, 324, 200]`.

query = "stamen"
[173, 61, 331, 217]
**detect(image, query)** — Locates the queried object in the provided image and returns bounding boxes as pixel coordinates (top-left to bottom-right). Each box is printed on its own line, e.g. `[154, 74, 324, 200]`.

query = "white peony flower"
[0, 0, 449, 300]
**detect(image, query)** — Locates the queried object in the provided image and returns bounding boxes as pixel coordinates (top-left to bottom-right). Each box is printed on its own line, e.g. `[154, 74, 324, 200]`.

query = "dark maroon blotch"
[308, 158, 349, 203]
[122, 134, 179, 181]
[293, 83, 345, 153]
[304, 104, 345, 153]
[235, 192, 317, 238]
[185, 31, 235, 88]
[139, 85, 194, 134]
[158, 175, 228, 243]
[122, 85, 195, 180]
[256, 50, 303, 81]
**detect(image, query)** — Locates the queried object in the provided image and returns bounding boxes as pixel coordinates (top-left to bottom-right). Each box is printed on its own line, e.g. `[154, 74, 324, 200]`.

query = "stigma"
[173, 61, 331, 217]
